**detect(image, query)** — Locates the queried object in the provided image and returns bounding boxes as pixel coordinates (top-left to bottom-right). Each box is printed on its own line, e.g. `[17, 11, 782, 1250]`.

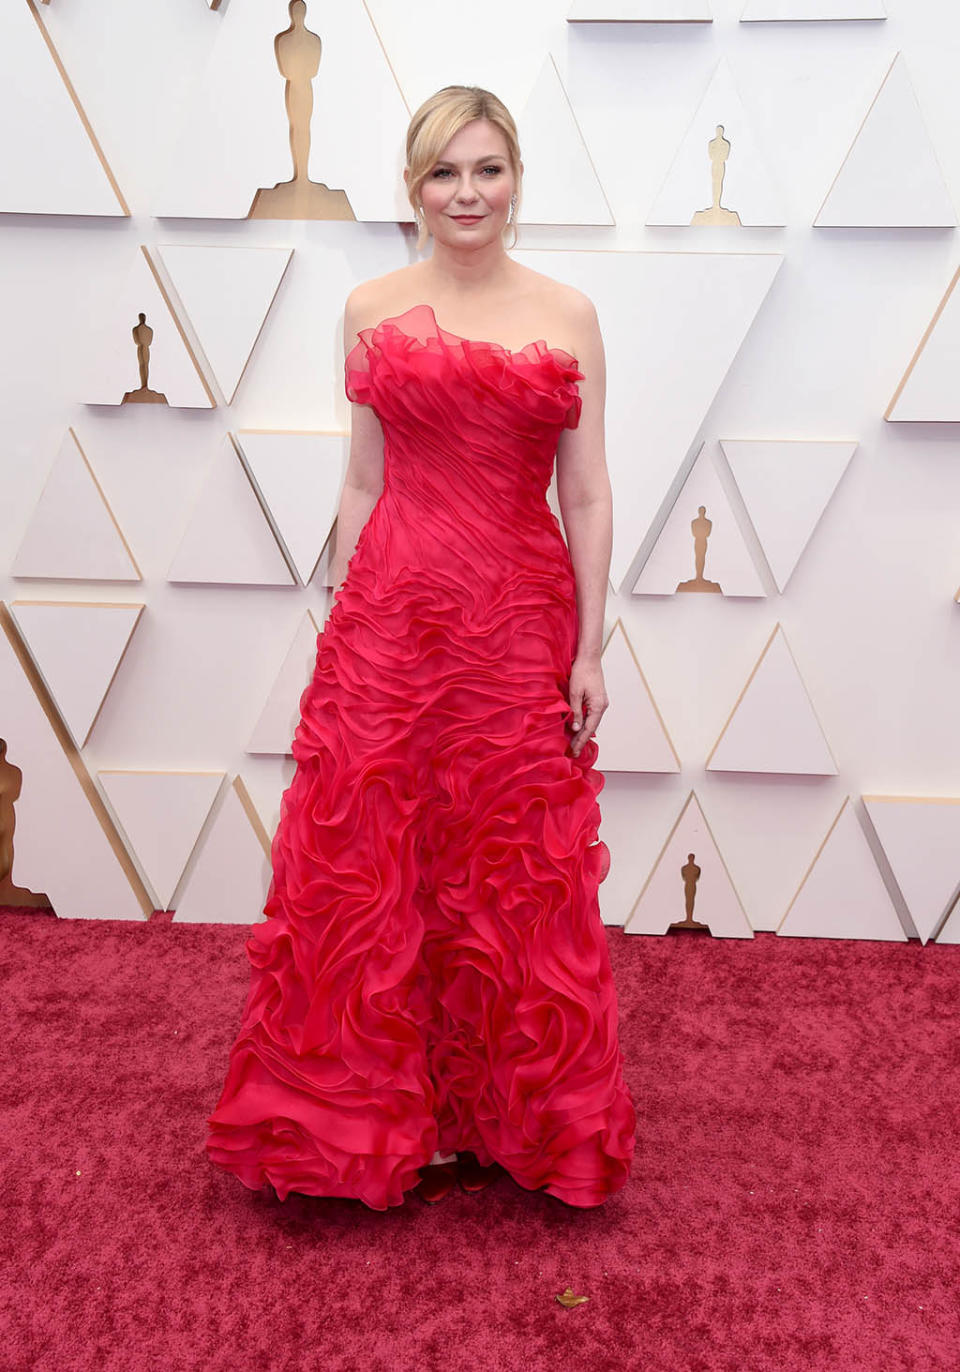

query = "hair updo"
[405, 85, 522, 251]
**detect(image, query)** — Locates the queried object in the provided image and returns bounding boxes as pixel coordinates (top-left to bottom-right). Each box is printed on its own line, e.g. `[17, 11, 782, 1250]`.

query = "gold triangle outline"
[601, 616, 681, 769]
[26, 0, 129, 215]
[623, 787, 753, 934]
[9, 598, 145, 746]
[233, 775, 272, 857]
[717, 436, 859, 592]
[155, 245, 294, 405]
[885, 265, 960, 421]
[14, 428, 143, 582]
[776, 795, 850, 933]
[167, 434, 296, 586]
[705, 621, 839, 774]
[139, 245, 217, 408]
[814, 52, 957, 228]
[523, 53, 616, 225]
[96, 768, 227, 911]
[232, 430, 342, 586]
[0, 600, 152, 916]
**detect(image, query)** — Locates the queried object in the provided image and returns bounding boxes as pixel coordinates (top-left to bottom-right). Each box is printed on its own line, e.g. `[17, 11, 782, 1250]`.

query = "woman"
[206, 86, 637, 1210]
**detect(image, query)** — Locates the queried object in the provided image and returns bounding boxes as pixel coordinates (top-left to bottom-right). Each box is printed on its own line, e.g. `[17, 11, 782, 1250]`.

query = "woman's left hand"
[567, 654, 608, 758]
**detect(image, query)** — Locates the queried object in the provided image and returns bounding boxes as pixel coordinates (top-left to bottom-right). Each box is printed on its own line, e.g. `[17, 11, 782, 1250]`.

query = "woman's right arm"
[330, 289, 386, 591]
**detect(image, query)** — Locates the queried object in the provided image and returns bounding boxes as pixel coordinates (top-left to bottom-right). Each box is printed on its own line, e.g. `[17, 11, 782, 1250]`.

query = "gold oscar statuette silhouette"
[690, 124, 742, 227]
[122, 312, 168, 405]
[677, 505, 722, 594]
[0, 739, 50, 910]
[669, 853, 709, 933]
[249, 0, 355, 221]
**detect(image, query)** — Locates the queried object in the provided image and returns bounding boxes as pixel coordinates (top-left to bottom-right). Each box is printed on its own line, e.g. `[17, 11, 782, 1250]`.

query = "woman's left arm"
[554, 295, 612, 759]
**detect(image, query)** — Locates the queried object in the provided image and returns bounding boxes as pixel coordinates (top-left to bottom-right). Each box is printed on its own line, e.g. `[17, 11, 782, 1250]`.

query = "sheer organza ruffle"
[205, 306, 636, 1210]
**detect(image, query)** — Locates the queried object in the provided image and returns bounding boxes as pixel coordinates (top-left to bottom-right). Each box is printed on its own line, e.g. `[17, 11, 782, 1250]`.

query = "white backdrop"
[1, 0, 958, 940]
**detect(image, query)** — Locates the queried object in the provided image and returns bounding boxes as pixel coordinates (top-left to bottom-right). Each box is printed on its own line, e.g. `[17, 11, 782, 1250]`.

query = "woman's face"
[416, 118, 517, 246]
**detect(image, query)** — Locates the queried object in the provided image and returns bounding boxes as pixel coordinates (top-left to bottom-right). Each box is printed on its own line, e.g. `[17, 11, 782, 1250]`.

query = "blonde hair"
[405, 86, 522, 252]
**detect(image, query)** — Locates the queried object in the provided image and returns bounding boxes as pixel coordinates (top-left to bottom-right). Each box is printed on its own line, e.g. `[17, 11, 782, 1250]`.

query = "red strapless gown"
[205, 303, 637, 1209]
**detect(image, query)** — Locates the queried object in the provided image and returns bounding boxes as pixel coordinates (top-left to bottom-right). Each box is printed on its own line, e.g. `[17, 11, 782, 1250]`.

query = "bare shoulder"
[511, 266, 600, 350]
[344, 264, 427, 332]
[514, 265, 597, 317]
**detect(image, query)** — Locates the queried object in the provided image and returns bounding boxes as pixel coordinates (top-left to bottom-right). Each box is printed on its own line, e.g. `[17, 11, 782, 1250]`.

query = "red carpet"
[2, 906, 959, 1371]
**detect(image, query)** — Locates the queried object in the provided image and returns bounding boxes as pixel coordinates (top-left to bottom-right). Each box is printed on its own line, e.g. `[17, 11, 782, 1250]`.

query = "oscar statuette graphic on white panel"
[513, 249, 784, 591]
[632, 443, 766, 597]
[593, 619, 680, 773]
[624, 791, 754, 939]
[173, 778, 272, 924]
[82, 247, 215, 408]
[155, 245, 294, 405]
[862, 797, 960, 946]
[98, 771, 226, 912]
[741, 1, 885, 18]
[568, 1, 712, 19]
[0, 607, 148, 922]
[234, 431, 348, 585]
[12, 429, 141, 583]
[9, 601, 144, 750]
[247, 610, 320, 755]
[0, 1, 127, 215]
[646, 58, 787, 226]
[707, 624, 837, 776]
[155, 0, 409, 221]
[167, 437, 296, 588]
[516, 55, 613, 225]
[778, 798, 907, 941]
[815, 53, 957, 228]
[886, 266, 960, 423]
[720, 439, 857, 592]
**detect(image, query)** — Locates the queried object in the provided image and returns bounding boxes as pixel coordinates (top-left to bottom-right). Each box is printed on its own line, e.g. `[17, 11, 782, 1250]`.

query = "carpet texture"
[2, 907, 958, 1372]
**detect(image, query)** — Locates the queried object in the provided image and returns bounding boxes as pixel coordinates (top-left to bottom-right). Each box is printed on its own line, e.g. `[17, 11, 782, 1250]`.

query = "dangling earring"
[507, 193, 517, 225]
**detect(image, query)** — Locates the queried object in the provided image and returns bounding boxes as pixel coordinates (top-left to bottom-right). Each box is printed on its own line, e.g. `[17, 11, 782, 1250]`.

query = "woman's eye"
[431, 168, 452, 178]
[482, 166, 503, 176]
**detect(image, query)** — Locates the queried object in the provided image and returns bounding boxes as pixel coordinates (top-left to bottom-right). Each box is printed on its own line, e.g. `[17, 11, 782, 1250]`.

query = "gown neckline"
[361, 301, 581, 370]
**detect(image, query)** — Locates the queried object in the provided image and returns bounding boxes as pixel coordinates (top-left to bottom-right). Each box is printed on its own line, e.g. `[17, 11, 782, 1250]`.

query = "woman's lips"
[450, 215, 485, 224]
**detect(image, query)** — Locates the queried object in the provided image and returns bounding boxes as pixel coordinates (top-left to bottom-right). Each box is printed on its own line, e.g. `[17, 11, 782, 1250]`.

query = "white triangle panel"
[154, 1, 410, 221]
[98, 770, 226, 910]
[569, 1, 711, 17]
[156, 245, 293, 403]
[9, 601, 144, 749]
[82, 247, 214, 408]
[235, 431, 346, 585]
[0, 608, 144, 920]
[633, 444, 765, 597]
[12, 429, 141, 582]
[247, 611, 320, 755]
[816, 54, 957, 228]
[0, 4, 126, 215]
[512, 248, 784, 591]
[779, 799, 907, 940]
[594, 619, 680, 772]
[167, 439, 295, 587]
[863, 796, 960, 945]
[707, 625, 837, 776]
[647, 58, 787, 227]
[173, 778, 272, 924]
[886, 268, 960, 422]
[742, 1, 885, 17]
[625, 791, 753, 938]
[720, 439, 857, 591]
[518, 55, 614, 225]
